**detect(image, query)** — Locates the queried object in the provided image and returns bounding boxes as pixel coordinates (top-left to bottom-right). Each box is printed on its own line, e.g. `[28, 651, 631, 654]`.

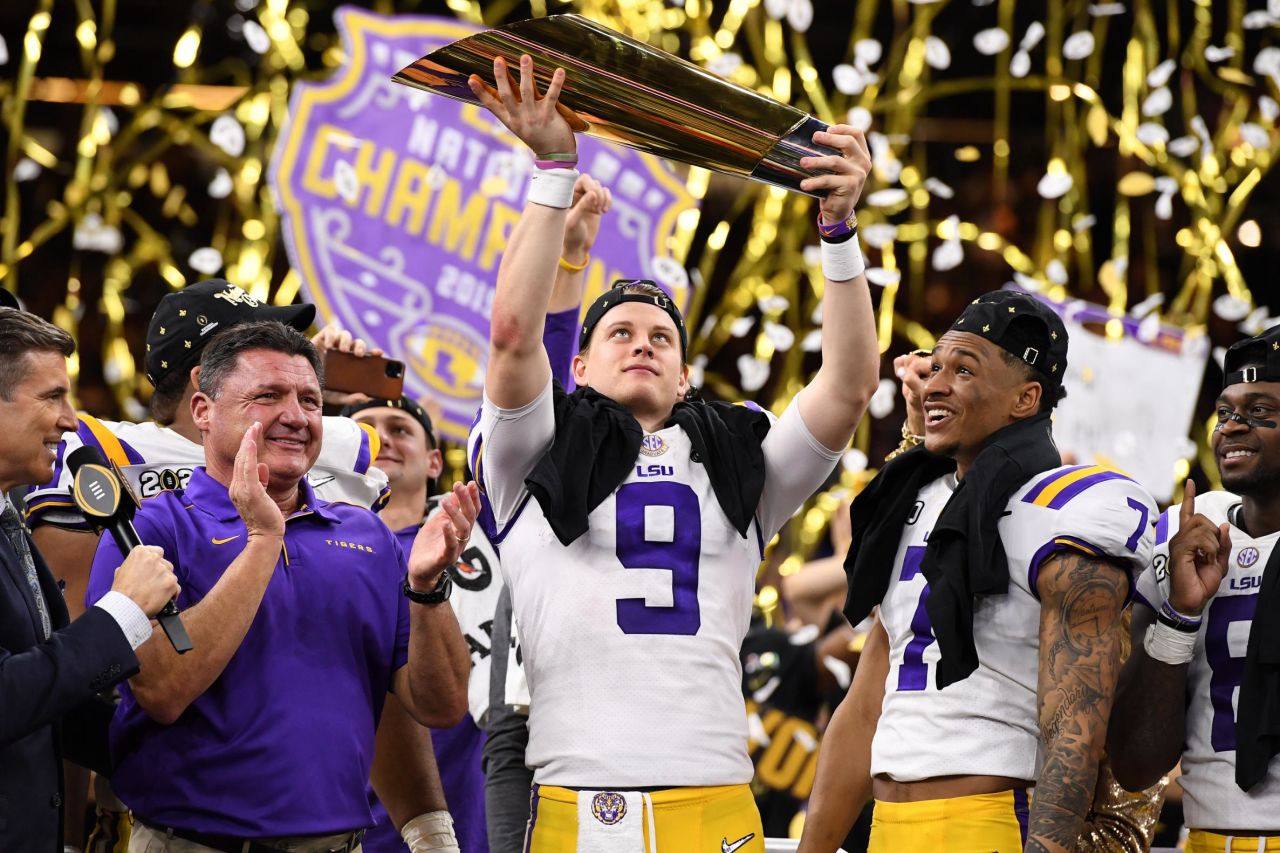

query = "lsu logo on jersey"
[591, 792, 627, 826]
[136, 467, 193, 497]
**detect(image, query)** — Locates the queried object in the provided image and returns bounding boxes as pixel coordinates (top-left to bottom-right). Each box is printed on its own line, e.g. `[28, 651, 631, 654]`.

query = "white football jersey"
[468, 380, 841, 787]
[25, 414, 388, 527]
[422, 496, 528, 725]
[873, 464, 1157, 782]
[1134, 491, 1280, 830]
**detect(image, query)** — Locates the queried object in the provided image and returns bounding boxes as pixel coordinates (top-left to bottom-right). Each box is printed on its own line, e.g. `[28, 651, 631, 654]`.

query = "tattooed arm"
[1027, 551, 1128, 853]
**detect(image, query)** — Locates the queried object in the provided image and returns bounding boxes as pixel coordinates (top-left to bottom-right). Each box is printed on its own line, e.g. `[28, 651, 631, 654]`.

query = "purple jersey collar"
[184, 467, 339, 524]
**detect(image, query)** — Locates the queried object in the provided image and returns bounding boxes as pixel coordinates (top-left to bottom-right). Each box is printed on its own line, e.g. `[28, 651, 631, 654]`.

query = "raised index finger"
[1180, 478, 1196, 526]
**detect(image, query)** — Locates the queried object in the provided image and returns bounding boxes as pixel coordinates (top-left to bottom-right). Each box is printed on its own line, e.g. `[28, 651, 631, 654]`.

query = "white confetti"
[13, 158, 40, 182]
[707, 52, 742, 77]
[234, 0, 257, 10]
[1154, 176, 1177, 195]
[972, 0, 996, 5]
[924, 177, 954, 199]
[973, 28, 1010, 56]
[841, 448, 869, 474]
[1135, 123, 1170, 146]
[822, 655, 853, 690]
[729, 316, 756, 338]
[1036, 171, 1074, 199]
[209, 114, 246, 157]
[865, 188, 909, 207]
[1073, 214, 1097, 233]
[1244, 10, 1274, 30]
[1154, 191, 1174, 220]
[72, 213, 123, 254]
[746, 712, 771, 746]
[651, 256, 689, 292]
[334, 160, 360, 203]
[1261, 96, 1280, 123]
[1271, 0, 1280, 19]
[1212, 294, 1253, 322]
[786, 0, 813, 32]
[861, 223, 898, 248]
[1046, 258, 1068, 284]
[802, 245, 822, 267]
[1063, 32, 1095, 61]
[0, 34, 8, 66]
[1089, 2, 1125, 14]
[1141, 87, 1172, 118]
[763, 322, 795, 352]
[869, 378, 898, 419]
[1130, 292, 1165, 318]
[924, 36, 951, 70]
[737, 355, 771, 392]
[864, 267, 901, 287]
[1204, 45, 1235, 63]
[1010, 50, 1031, 78]
[846, 107, 873, 132]
[1020, 22, 1045, 51]
[764, 0, 791, 19]
[1255, 47, 1280, 79]
[1167, 136, 1198, 157]
[207, 168, 233, 199]
[1241, 307, 1276, 336]
[1240, 122, 1270, 149]
[932, 239, 963, 271]
[801, 329, 823, 352]
[833, 64, 869, 95]
[188, 247, 224, 275]
[855, 39, 883, 66]
[758, 295, 790, 314]
[1013, 272, 1044, 292]
[1135, 312, 1160, 343]
[1146, 58, 1177, 88]
[242, 19, 270, 54]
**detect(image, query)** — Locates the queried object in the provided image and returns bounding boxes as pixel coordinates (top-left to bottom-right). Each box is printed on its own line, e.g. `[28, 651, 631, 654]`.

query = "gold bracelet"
[885, 420, 925, 462]
[558, 253, 589, 272]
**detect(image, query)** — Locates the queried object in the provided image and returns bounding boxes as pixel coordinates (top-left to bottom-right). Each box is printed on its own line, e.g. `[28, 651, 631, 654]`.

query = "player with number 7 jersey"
[466, 53, 879, 852]
[800, 291, 1159, 853]
[1109, 323, 1280, 853]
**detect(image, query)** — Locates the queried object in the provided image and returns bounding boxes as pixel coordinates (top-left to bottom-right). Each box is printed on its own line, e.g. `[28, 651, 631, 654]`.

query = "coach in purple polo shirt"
[86, 321, 475, 852]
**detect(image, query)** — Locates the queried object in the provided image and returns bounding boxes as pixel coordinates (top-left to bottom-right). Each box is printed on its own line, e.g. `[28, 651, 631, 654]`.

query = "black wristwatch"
[403, 570, 453, 605]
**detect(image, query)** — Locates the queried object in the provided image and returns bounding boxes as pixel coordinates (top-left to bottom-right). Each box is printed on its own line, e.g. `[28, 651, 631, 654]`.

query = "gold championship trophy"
[392, 14, 837, 196]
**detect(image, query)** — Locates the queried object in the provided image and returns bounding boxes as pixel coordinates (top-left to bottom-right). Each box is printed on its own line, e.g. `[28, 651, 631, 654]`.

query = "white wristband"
[1143, 620, 1197, 665]
[821, 238, 866, 282]
[402, 810, 460, 853]
[526, 168, 579, 209]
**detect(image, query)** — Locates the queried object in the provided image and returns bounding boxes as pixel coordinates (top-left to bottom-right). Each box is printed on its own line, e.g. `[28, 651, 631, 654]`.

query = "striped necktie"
[1, 499, 50, 640]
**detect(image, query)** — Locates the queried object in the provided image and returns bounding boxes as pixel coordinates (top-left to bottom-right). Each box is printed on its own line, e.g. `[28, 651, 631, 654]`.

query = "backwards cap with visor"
[1223, 323, 1280, 389]
[341, 395, 437, 448]
[579, 280, 688, 358]
[947, 289, 1070, 394]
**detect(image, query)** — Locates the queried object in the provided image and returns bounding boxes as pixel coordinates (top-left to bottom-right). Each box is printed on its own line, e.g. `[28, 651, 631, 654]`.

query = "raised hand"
[228, 422, 285, 540]
[893, 350, 932, 437]
[408, 481, 481, 590]
[1166, 478, 1231, 615]
[563, 173, 612, 264]
[311, 321, 384, 406]
[467, 55, 578, 157]
[800, 124, 873, 226]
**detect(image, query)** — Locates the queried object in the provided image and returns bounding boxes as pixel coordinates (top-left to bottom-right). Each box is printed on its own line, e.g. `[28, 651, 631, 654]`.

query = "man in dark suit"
[0, 301, 179, 851]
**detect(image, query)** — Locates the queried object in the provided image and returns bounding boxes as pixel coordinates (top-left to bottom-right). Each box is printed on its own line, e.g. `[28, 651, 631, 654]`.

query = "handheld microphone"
[67, 445, 193, 654]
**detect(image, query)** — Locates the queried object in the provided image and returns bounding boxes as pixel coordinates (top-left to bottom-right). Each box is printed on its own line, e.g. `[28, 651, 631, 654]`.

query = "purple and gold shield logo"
[590, 791, 627, 826]
[271, 8, 697, 442]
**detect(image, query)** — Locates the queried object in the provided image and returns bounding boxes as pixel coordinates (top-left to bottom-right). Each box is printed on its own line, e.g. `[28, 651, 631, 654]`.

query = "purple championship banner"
[272, 7, 697, 441]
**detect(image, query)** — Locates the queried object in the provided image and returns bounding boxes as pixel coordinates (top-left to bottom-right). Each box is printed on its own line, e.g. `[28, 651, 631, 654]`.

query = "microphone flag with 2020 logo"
[271, 7, 698, 441]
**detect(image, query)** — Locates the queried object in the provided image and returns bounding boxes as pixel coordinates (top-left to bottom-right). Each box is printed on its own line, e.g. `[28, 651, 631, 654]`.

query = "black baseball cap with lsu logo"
[145, 279, 316, 386]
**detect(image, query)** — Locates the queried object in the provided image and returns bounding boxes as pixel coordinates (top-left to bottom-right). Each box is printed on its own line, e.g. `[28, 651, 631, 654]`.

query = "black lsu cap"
[145, 279, 315, 385]
[578, 280, 688, 358]
[1224, 323, 1280, 388]
[948, 290, 1069, 390]
[341, 395, 437, 448]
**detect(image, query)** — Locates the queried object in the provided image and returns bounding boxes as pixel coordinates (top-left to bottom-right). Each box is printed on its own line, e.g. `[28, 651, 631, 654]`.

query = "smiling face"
[571, 301, 689, 427]
[0, 350, 77, 492]
[1212, 378, 1280, 497]
[193, 349, 323, 494]
[922, 331, 1044, 474]
[351, 406, 442, 491]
